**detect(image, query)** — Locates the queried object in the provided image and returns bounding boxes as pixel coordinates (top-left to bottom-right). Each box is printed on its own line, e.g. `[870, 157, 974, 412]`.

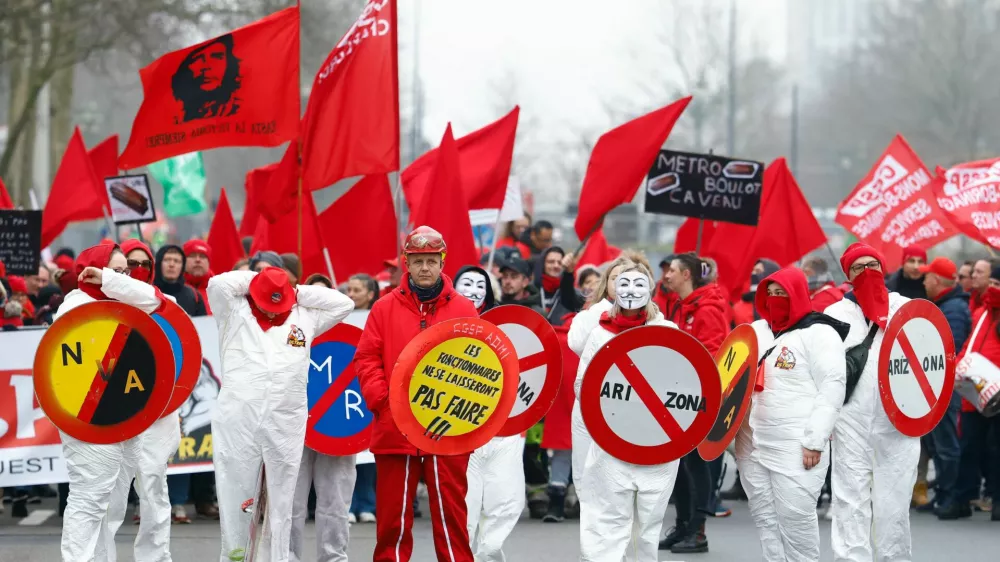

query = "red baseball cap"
[918, 256, 957, 280]
[383, 258, 399, 269]
[248, 268, 295, 314]
[183, 239, 212, 261]
[8, 275, 27, 294]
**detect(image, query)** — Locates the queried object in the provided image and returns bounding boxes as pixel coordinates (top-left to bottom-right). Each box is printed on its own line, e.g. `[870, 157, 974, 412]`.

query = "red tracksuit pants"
[373, 454, 474, 562]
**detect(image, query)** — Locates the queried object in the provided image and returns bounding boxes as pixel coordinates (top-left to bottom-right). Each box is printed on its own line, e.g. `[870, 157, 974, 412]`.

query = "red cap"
[383, 258, 399, 269]
[919, 256, 957, 279]
[53, 255, 74, 272]
[248, 268, 295, 314]
[183, 239, 212, 261]
[840, 243, 886, 275]
[8, 275, 27, 294]
[403, 226, 447, 255]
[902, 245, 927, 263]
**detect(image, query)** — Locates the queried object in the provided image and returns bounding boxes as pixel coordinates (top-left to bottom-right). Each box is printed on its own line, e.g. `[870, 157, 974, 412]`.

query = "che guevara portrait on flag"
[171, 34, 242, 123]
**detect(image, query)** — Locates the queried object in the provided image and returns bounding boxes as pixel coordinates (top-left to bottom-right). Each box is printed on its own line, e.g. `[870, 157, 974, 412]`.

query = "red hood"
[755, 267, 812, 328]
[75, 243, 118, 276]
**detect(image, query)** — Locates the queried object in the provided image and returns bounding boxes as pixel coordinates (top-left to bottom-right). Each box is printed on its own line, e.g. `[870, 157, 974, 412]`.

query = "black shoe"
[658, 522, 688, 550]
[542, 487, 566, 522]
[935, 503, 971, 520]
[670, 523, 708, 554]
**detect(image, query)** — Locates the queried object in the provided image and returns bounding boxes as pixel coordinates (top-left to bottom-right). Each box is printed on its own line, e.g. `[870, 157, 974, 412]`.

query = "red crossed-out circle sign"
[390, 317, 519, 455]
[581, 325, 721, 466]
[34, 301, 175, 444]
[698, 324, 758, 461]
[878, 299, 957, 437]
[481, 306, 563, 437]
[306, 323, 373, 455]
[153, 298, 202, 417]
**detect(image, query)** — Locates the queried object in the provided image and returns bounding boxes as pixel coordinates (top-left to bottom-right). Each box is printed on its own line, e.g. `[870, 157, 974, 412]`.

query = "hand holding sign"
[390, 318, 519, 455]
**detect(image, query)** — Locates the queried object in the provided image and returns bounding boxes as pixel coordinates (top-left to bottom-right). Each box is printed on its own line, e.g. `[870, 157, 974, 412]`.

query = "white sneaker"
[348, 512, 357, 524]
[359, 512, 376, 523]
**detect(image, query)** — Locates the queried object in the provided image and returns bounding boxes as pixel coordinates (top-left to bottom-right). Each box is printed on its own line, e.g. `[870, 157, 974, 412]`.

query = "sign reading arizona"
[119, 6, 300, 169]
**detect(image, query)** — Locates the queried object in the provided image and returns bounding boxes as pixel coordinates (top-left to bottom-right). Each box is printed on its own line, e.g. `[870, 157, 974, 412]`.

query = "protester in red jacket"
[183, 239, 213, 314]
[540, 312, 580, 522]
[355, 226, 479, 562]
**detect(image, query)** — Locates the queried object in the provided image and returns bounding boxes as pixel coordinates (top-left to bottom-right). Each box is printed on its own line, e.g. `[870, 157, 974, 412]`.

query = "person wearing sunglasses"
[823, 243, 917, 562]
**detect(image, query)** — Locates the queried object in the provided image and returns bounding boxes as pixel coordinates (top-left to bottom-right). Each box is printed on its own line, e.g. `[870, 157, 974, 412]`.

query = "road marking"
[18, 509, 56, 526]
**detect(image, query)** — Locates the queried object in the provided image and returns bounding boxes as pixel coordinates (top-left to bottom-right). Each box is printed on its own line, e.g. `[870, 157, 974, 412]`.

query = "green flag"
[147, 152, 207, 217]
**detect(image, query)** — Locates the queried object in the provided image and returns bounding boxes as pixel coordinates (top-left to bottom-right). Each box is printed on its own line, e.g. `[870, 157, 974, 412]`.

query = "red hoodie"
[670, 283, 729, 356]
[354, 274, 479, 455]
[810, 282, 845, 313]
[540, 312, 579, 451]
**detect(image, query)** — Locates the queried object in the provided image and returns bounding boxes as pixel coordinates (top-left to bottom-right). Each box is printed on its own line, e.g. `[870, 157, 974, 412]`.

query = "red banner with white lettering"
[835, 135, 957, 270]
[0, 369, 65, 486]
[934, 158, 1000, 249]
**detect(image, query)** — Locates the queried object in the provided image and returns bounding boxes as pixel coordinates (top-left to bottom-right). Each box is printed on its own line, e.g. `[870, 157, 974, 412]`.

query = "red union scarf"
[835, 135, 958, 271]
[934, 159, 1000, 249]
[599, 310, 648, 334]
[118, 6, 300, 169]
[300, 0, 399, 192]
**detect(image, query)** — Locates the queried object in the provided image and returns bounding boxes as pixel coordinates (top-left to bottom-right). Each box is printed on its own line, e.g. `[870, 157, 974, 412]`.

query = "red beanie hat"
[840, 243, 886, 276]
[183, 239, 213, 261]
[53, 255, 75, 272]
[901, 244, 927, 263]
[7, 275, 27, 294]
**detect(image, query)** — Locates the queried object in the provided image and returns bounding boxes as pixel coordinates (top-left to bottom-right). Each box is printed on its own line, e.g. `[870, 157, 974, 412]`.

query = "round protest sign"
[581, 325, 721, 466]
[152, 298, 202, 417]
[878, 299, 957, 437]
[33, 301, 175, 444]
[698, 324, 758, 461]
[306, 323, 373, 455]
[481, 305, 563, 437]
[390, 318, 519, 455]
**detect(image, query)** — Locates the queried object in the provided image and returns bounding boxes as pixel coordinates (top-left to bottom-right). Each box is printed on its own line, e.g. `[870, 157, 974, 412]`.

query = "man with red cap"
[823, 242, 916, 562]
[885, 244, 927, 300]
[207, 265, 354, 562]
[355, 226, 479, 562]
[183, 239, 213, 314]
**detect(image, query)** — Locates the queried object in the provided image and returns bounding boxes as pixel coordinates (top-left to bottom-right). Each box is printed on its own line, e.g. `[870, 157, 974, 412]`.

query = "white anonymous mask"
[615, 271, 651, 310]
[455, 270, 488, 310]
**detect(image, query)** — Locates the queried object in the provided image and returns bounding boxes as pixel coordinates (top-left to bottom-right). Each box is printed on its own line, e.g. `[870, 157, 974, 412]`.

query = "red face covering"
[765, 296, 792, 331]
[542, 274, 561, 293]
[246, 295, 292, 331]
[599, 310, 648, 334]
[852, 268, 890, 329]
[74, 243, 119, 301]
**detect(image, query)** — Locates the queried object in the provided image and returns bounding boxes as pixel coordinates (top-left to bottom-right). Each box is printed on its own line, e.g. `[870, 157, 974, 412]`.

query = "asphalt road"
[0, 498, 997, 561]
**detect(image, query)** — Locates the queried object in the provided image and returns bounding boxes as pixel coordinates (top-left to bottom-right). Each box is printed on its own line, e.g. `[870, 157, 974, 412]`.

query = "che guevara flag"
[119, 6, 300, 169]
[300, 0, 399, 191]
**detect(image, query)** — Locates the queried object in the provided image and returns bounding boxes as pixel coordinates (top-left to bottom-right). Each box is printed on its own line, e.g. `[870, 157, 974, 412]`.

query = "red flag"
[835, 135, 957, 270]
[674, 218, 719, 254]
[257, 140, 298, 223]
[575, 227, 621, 273]
[0, 178, 13, 209]
[574, 97, 691, 239]
[119, 6, 300, 169]
[934, 159, 1000, 249]
[300, 0, 399, 191]
[408, 125, 479, 278]
[88, 135, 119, 180]
[241, 163, 276, 236]
[207, 188, 246, 272]
[318, 174, 397, 280]
[702, 159, 828, 300]
[250, 192, 328, 279]
[402, 107, 519, 212]
[41, 128, 107, 247]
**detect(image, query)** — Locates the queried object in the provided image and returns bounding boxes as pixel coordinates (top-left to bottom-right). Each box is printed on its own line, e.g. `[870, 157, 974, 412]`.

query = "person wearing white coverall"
[735, 267, 849, 562]
[824, 243, 915, 562]
[55, 243, 170, 562]
[207, 267, 354, 562]
[289, 450, 357, 562]
[454, 265, 527, 562]
[577, 262, 681, 562]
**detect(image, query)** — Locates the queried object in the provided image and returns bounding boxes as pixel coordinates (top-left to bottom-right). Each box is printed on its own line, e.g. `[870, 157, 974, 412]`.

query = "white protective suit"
[290, 449, 357, 562]
[207, 271, 354, 562]
[577, 314, 682, 562]
[567, 298, 613, 504]
[466, 434, 526, 562]
[56, 269, 166, 562]
[824, 294, 917, 562]
[735, 319, 846, 561]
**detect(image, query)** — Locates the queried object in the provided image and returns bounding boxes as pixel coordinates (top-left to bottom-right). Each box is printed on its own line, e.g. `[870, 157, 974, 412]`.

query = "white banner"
[0, 310, 371, 487]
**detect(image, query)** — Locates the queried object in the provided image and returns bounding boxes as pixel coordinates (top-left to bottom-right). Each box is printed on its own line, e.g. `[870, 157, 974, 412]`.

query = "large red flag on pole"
[318, 174, 397, 280]
[87, 135, 119, 180]
[250, 192, 328, 280]
[0, 178, 13, 209]
[42, 128, 108, 247]
[207, 188, 246, 272]
[119, 6, 300, 169]
[241, 163, 276, 237]
[834, 135, 957, 270]
[300, 0, 399, 191]
[402, 106, 520, 212]
[934, 159, 1000, 249]
[574, 97, 691, 240]
[409, 125, 479, 278]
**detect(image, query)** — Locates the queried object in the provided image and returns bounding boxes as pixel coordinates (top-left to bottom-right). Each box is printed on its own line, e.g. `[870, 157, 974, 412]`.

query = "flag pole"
[485, 211, 503, 273]
[393, 173, 404, 255]
[323, 247, 337, 285]
[695, 219, 705, 254]
[573, 217, 604, 257]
